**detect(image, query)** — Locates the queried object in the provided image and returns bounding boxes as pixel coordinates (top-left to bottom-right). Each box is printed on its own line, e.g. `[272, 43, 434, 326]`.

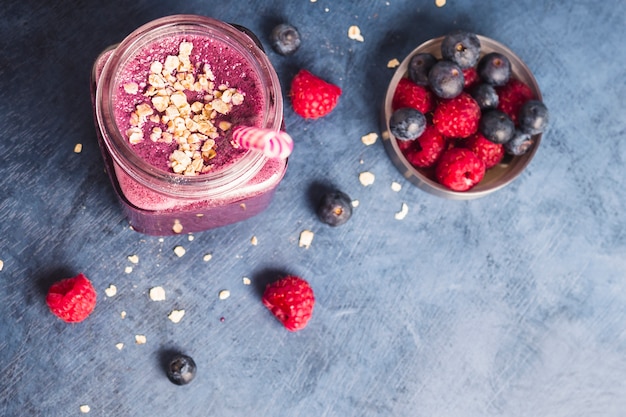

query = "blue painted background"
[1, 1, 625, 416]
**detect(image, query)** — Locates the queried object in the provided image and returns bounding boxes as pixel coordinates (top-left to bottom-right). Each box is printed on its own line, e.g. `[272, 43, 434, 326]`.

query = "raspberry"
[402, 124, 446, 168]
[496, 79, 534, 124]
[262, 276, 315, 332]
[46, 273, 97, 323]
[462, 132, 504, 169]
[462, 67, 479, 90]
[432, 92, 481, 138]
[290, 69, 341, 119]
[392, 78, 434, 113]
[435, 148, 485, 191]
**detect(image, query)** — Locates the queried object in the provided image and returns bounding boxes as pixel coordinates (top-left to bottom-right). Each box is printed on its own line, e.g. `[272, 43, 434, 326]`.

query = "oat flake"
[135, 335, 147, 345]
[173, 245, 186, 257]
[436, 0, 446, 7]
[391, 182, 402, 192]
[127, 255, 139, 264]
[359, 171, 376, 186]
[203, 253, 213, 262]
[395, 203, 409, 220]
[361, 132, 378, 146]
[219, 290, 231, 300]
[104, 285, 117, 297]
[79, 405, 90, 413]
[74, 143, 83, 153]
[242, 277, 251, 285]
[348, 25, 364, 42]
[0, 260, 3, 271]
[299, 230, 315, 249]
[115, 343, 124, 350]
[168, 309, 185, 323]
[149, 286, 166, 301]
[124, 266, 133, 274]
[387, 58, 400, 68]
[250, 236, 258, 246]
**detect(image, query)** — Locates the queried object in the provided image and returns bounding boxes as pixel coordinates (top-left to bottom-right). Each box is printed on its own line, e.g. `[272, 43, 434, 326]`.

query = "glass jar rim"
[95, 14, 283, 199]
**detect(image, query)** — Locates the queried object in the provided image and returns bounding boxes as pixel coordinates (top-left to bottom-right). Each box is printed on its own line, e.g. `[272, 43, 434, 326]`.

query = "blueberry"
[166, 354, 197, 385]
[270, 23, 301, 56]
[317, 190, 353, 227]
[477, 52, 511, 86]
[441, 30, 481, 69]
[518, 100, 549, 134]
[389, 108, 427, 141]
[480, 110, 515, 144]
[408, 53, 438, 86]
[470, 83, 499, 110]
[428, 60, 465, 99]
[505, 130, 535, 155]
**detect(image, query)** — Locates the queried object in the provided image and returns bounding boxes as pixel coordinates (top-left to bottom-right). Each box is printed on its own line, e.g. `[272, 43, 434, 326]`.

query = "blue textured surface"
[1, 1, 626, 416]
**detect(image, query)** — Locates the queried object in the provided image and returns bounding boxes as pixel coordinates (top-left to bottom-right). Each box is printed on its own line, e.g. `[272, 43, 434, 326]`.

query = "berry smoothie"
[93, 16, 286, 235]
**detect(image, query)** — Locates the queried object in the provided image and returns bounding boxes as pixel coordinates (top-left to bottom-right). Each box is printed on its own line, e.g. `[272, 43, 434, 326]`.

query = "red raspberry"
[435, 148, 485, 191]
[262, 276, 315, 332]
[290, 69, 342, 119]
[432, 92, 481, 138]
[462, 67, 479, 89]
[462, 132, 504, 169]
[402, 124, 446, 168]
[392, 78, 434, 113]
[496, 79, 534, 124]
[46, 273, 97, 323]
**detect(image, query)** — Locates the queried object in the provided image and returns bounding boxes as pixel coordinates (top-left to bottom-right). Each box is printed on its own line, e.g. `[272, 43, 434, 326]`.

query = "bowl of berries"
[382, 31, 549, 199]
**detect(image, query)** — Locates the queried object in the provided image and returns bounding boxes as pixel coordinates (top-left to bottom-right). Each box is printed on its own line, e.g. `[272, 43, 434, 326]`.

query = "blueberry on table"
[166, 354, 197, 385]
[470, 83, 499, 110]
[270, 23, 301, 56]
[504, 130, 535, 156]
[317, 190, 353, 227]
[408, 53, 438, 86]
[428, 60, 465, 99]
[518, 100, 549, 134]
[480, 110, 515, 144]
[389, 108, 427, 141]
[477, 52, 511, 86]
[441, 30, 481, 69]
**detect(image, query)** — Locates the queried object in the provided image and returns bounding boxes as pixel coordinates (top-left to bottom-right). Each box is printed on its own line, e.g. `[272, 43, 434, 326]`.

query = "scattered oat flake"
[242, 277, 251, 285]
[188, 234, 194, 241]
[203, 253, 213, 262]
[436, 0, 446, 7]
[359, 171, 376, 186]
[387, 58, 400, 68]
[173, 245, 186, 257]
[219, 290, 231, 300]
[348, 25, 364, 42]
[124, 266, 133, 274]
[120, 311, 127, 319]
[79, 405, 90, 413]
[115, 343, 124, 350]
[168, 309, 185, 323]
[361, 132, 378, 146]
[127, 254, 139, 264]
[299, 230, 315, 249]
[74, 143, 83, 153]
[351, 200, 360, 208]
[395, 203, 409, 220]
[0, 260, 3, 271]
[172, 220, 183, 234]
[250, 236, 258, 246]
[104, 285, 117, 297]
[149, 286, 166, 301]
[135, 335, 147, 345]
[391, 181, 402, 192]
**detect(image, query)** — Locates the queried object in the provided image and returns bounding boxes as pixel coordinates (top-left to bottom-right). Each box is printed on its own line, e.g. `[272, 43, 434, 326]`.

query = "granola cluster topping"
[124, 41, 245, 175]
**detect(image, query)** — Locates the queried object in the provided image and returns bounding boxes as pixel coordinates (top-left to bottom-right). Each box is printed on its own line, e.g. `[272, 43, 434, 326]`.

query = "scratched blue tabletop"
[1, 1, 625, 416]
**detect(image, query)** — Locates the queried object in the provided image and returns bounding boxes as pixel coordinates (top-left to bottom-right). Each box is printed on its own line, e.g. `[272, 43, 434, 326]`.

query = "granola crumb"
[115, 343, 124, 350]
[361, 132, 378, 146]
[391, 181, 402, 192]
[395, 203, 409, 220]
[74, 143, 83, 153]
[149, 286, 166, 301]
[79, 405, 90, 413]
[242, 277, 251, 285]
[202, 253, 213, 262]
[104, 285, 117, 297]
[250, 236, 258, 246]
[127, 254, 139, 264]
[218, 289, 231, 300]
[359, 171, 376, 186]
[348, 25, 364, 42]
[168, 309, 185, 323]
[173, 245, 186, 257]
[387, 58, 400, 68]
[299, 230, 315, 249]
[435, 0, 446, 7]
[135, 335, 147, 345]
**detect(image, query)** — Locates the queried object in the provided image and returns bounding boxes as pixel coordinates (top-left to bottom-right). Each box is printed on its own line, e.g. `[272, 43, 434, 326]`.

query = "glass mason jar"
[92, 15, 287, 235]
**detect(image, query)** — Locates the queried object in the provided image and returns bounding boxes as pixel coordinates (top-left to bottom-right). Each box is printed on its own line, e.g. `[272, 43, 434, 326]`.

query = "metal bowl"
[381, 35, 542, 200]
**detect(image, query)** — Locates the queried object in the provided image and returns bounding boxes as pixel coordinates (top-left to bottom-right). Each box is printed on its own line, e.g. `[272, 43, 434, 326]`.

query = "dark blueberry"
[480, 110, 515, 144]
[408, 53, 438, 86]
[505, 130, 535, 155]
[470, 83, 499, 110]
[269, 23, 301, 56]
[428, 60, 465, 99]
[389, 108, 427, 141]
[317, 190, 353, 227]
[518, 100, 549, 134]
[477, 52, 511, 86]
[441, 30, 481, 69]
[166, 354, 197, 385]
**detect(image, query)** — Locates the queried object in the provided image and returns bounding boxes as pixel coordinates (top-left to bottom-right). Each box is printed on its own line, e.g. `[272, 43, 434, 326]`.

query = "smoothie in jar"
[93, 15, 287, 235]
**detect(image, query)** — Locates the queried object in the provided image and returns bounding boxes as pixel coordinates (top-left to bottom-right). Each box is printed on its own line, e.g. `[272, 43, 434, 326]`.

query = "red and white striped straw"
[232, 126, 293, 159]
